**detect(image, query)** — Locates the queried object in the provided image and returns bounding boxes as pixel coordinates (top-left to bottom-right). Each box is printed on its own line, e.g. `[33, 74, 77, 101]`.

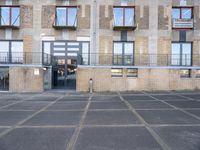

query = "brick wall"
[21, 5, 33, 28]
[41, 5, 55, 29]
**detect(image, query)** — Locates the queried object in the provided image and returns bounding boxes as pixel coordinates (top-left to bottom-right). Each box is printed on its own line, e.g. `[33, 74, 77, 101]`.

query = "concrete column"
[148, 0, 158, 66]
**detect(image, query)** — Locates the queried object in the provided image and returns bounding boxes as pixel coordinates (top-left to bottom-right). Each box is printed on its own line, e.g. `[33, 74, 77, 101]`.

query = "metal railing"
[78, 53, 200, 67]
[0, 52, 52, 66]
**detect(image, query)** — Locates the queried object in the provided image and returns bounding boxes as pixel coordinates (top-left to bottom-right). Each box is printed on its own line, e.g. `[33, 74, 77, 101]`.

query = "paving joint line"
[66, 94, 93, 150]
[145, 93, 200, 122]
[0, 93, 66, 138]
[118, 92, 171, 150]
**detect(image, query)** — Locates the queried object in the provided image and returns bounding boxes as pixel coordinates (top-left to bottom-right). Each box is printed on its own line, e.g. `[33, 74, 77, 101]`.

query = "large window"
[113, 7, 135, 27]
[0, 6, 20, 27]
[113, 42, 134, 65]
[55, 6, 77, 27]
[172, 7, 193, 19]
[0, 40, 23, 63]
[171, 42, 192, 66]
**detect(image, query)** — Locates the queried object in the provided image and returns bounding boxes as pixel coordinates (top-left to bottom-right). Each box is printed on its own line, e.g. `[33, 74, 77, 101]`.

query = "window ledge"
[53, 25, 76, 30]
[0, 25, 20, 29]
[113, 26, 137, 31]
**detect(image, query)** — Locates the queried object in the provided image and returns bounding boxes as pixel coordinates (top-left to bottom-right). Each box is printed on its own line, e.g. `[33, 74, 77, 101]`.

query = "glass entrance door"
[0, 67, 9, 91]
[66, 58, 77, 90]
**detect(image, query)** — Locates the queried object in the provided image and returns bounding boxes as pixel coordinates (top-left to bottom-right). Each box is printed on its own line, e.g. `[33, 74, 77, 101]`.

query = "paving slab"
[151, 94, 187, 100]
[23, 111, 83, 126]
[0, 127, 75, 150]
[122, 95, 155, 100]
[165, 101, 200, 109]
[91, 96, 121, 102]
[89, 101, 128, 110]
[136, 110, 200, 124]
[2, 101, 50, 110]
[128, 101, 174, 109]
[84, 110, 141, 125]
[0, 111, 35, 126]
[74, 127, 162, 150]
[185, 109, 200, 117]
[153, 126, 200, 150]
[47, 101, 87, 110]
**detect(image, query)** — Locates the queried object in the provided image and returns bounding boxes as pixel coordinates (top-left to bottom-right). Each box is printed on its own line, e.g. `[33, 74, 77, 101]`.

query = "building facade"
[0, 0, 200, 92]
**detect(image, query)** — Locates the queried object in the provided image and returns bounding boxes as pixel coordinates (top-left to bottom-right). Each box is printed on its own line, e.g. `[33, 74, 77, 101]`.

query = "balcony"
[77, 53, 200, 67]
[172, 18, 194, 29]
[0, 52, 51, 66]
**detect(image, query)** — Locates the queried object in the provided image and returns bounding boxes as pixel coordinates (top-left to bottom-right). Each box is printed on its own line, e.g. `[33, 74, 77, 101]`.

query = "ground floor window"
[171, 42, 192, 66]
[113, 42, 134, 65]
[127, 68, 138, 77]
[180, 69, 191, 78]
[0, 67, 9, 91]
[0, 40, 23, 63]
[111, 68, 123, 77]
[196, 69, 200, 78]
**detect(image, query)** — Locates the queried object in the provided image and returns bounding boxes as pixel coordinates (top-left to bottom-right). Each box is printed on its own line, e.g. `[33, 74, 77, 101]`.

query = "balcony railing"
[172, 18, 194, 29]
[77, 53, 200, 67]
[0, 52, 51, 66]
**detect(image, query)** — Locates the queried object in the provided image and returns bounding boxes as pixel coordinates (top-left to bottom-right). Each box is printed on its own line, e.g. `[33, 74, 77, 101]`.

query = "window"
[111, 68, 123, 77]
[196, 70, 200, 78]
[113, 42, 134, 65]
[127, 68, 138, 77]
[0, 40, 23, 63]
[171, 43, 192, 66]
[0, 6, 20, 27]
[180, 69, 191, 78]
[113, 7, 135, 27]
[55, 6, 77, 27]
[172, 7, 193, 19]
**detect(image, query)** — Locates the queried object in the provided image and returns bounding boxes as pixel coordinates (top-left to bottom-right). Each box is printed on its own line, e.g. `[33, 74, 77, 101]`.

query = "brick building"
[0, 0, 200, 92]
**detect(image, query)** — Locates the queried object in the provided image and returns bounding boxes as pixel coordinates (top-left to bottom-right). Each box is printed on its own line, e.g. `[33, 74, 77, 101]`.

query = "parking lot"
[0, 91, 199, 150]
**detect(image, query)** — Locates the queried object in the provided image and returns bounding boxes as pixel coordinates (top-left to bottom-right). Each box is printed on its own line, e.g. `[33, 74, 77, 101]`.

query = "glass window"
[11, 42, 23, 63]
[180, 69, 191, 78]
[1, 7, 10, 25]
[127, 68, 138, 77]
[0, 41, 9, 62]
[113, 42, 134, 65]
[56, 7, 67, 26]
[56, 7, 77, 26]
[111, 68, 123, 77]
[11, 7, 20, 26]
[125, 8, 134, 26]
[182, 8, 192, 19]
[171, 43, 181, 65]
[196, 70, 200, 78]
[113, 7, 135, 27]
[0, 6, 20, 26]
[82, 43, 89, 65]
[68, 8, 77, 26]
[172, 8, 180, 19]
[172, 7, 193, 19]
[171, 43, 192, 66]
[113, 8, 123, 26]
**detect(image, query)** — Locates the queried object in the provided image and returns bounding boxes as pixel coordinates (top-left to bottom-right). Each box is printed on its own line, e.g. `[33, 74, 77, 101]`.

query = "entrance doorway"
[43, 40, 90, 90]
[52, 57, 77, 89]
[0, 67, 9, 91]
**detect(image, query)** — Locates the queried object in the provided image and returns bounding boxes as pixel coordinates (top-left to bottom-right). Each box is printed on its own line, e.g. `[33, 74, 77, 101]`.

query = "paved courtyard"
[0, 91, 199, 150]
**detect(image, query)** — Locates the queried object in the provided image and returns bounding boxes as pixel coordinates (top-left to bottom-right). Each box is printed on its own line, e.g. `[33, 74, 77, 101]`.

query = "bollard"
[89, 78, 93, 94]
